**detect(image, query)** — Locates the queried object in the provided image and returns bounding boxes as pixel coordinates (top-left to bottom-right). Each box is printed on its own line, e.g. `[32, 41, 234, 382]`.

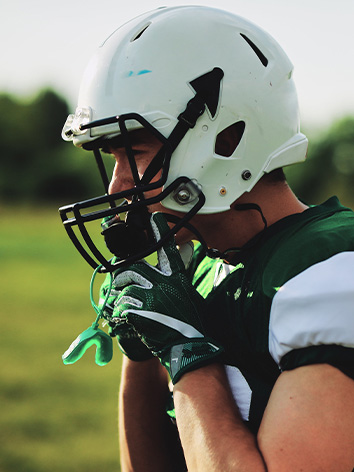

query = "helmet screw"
[219, 186, 227, 196]
[242, 170, 252, 181]
[176, 188, 191, 204]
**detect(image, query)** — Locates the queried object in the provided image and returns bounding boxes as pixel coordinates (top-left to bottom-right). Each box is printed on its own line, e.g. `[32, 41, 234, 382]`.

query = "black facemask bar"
[83, 112, 173, 195]
[59, 106, 206, 273]
[60, 177, 205, 272]
[59, 67, 224, 272]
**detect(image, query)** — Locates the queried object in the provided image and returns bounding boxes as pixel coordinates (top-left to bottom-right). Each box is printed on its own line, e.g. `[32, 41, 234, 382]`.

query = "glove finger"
[98, 288, 121, 312]
[117, 336, 154, 361]
[115, 294, 143, 316]
[112, 266, 153, 290]
[113, 285, 147, 318]
[150, 212, 185, 275]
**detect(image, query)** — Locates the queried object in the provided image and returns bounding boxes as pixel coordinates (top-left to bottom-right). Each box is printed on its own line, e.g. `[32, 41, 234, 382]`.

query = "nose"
[108, 161, 134, 195]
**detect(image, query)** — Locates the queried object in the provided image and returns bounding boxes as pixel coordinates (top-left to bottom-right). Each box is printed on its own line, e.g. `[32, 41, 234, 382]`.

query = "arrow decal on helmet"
[189, 67, 224, 119]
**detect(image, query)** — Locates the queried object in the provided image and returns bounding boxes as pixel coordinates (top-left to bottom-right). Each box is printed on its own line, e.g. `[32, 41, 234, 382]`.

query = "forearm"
[119, 356, 184, 472]
[173, 363, 266, 472]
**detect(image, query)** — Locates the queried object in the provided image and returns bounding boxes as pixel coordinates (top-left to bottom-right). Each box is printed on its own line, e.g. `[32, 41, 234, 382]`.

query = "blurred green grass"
[0, 206, 123, 472]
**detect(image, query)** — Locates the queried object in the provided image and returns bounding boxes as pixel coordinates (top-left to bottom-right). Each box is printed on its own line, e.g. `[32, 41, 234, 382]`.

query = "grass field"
[0, 206, 123, 472]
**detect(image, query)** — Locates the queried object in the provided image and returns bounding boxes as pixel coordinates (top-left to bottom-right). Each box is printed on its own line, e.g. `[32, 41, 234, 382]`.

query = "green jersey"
[188, 197, 354, 434]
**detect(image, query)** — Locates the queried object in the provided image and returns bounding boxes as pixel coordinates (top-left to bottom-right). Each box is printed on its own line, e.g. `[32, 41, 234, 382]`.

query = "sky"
[2, 0, 354, 130]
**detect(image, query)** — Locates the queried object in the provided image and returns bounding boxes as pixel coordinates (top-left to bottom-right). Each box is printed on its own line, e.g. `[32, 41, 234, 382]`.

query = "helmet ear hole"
[215, 121, 245, 157]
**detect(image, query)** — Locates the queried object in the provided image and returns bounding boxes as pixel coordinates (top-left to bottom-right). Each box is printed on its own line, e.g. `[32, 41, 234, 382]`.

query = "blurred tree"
[285, 116, 354, 208]
[0, 90, 110, 204]
[31, 90, 70, 149]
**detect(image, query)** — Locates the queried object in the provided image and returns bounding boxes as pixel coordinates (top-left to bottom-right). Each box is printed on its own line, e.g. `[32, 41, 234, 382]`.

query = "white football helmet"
[61, 5, 308, 271]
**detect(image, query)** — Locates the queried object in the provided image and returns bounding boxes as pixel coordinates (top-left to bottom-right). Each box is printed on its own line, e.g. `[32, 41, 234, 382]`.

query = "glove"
[98, 271, 154, 362]
[108, 212, 224, 384]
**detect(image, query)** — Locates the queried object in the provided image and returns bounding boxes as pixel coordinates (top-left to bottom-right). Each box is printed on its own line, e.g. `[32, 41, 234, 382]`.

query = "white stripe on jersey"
[225, 365, 252, 421]
[269, 251, 354, 366]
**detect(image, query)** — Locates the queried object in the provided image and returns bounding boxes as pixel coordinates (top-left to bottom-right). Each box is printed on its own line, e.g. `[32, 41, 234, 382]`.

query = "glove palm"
[108, 213, 223, 383]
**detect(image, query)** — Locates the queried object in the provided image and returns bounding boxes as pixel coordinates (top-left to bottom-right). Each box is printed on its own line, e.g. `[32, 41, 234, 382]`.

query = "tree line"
[0, 89, 353, 208]
[0, 89, 106, 205]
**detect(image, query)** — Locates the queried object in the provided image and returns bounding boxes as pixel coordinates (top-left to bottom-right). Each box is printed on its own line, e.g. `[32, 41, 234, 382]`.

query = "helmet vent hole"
[131, 23, 151, 42]
[240, 33, 268, 67]
[215, 121, 245, 157]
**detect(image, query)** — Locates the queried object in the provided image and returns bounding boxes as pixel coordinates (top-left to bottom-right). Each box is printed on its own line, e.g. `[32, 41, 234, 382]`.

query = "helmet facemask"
[59, 69, 226, 271]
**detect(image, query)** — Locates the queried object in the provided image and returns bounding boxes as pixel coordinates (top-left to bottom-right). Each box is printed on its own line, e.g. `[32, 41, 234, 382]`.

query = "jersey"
[188, 196, 354, 434]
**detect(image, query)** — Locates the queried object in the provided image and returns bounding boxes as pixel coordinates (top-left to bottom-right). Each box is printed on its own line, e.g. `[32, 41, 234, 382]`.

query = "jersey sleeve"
[268, 251, 354, 379]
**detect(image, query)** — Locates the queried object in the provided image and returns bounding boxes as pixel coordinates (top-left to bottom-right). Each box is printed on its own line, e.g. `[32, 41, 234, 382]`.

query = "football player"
[61, 6, 354, 471]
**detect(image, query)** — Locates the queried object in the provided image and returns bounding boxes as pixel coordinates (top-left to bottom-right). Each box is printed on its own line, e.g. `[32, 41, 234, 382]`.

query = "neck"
[197, 180, 308, 256]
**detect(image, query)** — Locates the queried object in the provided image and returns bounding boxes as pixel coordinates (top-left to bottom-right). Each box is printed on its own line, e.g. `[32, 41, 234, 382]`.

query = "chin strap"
[165, 202, 268, 263]
[162, 214, 215, 258]
[141, 67, 224, 186]
[223, 203, 268, 258]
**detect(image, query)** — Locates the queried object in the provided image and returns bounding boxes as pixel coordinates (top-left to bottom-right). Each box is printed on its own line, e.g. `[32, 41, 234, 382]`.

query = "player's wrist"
[159, 338, 224, 384]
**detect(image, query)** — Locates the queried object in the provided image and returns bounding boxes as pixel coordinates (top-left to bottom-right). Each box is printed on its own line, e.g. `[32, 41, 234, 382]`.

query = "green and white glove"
[107, 212, 224, 384]
[98, 273, 153, 362]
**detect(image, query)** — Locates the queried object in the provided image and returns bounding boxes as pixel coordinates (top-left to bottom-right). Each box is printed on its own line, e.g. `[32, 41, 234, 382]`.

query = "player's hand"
[108, 212, 223, 384]
[99, 273, 154, 361]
